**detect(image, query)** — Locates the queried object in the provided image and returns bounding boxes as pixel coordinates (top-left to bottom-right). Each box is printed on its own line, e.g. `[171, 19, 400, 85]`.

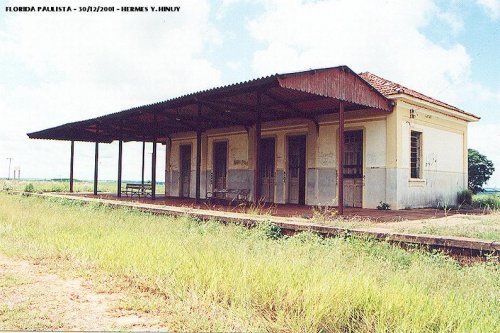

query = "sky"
[0, 0, 499, 186]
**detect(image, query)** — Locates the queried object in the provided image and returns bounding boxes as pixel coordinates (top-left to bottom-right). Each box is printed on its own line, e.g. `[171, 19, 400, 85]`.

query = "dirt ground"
[77, 192, 489, 222]
[0, 255, 167, 331]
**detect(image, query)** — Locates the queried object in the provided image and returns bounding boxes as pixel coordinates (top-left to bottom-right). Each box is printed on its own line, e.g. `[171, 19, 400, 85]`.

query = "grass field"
[0, 193, 498, 332]
[0, 179, 165, 195]
[473, 193, 500, 209]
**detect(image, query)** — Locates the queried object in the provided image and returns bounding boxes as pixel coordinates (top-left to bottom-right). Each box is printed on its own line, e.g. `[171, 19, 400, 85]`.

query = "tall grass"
[0, 193, 498, 332]
[397, 214, 500, 241]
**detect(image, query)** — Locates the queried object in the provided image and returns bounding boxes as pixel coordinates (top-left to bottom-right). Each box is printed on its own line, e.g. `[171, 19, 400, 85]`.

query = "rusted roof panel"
[278, 66, 392, 111]
[28, 65, 393, 142]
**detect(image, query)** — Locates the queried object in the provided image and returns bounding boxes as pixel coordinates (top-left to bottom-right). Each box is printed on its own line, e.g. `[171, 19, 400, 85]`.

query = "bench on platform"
[123, 183, 153, 198]
[206, 188, 250, 204]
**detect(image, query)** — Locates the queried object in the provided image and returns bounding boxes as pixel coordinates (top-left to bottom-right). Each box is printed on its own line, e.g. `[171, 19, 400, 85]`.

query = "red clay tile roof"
[359, 72, 479, 119]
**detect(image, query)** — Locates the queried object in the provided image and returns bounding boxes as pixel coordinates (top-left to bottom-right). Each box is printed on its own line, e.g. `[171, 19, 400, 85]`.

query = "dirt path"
[0, 255, 166, 331]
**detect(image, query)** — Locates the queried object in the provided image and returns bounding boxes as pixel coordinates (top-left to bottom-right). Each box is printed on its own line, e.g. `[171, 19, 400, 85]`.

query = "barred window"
[410, 131, 422, 178]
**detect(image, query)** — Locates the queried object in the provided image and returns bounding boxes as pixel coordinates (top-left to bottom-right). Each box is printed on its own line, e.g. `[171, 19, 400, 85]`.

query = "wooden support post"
[94, 141, 99, 196]
[117, 140, 123, 198]
[253, 93, 262, 202]
[165, 137, 171, 197]
[69, 141, 75, 193]
[195, 130, 202, 203]
[338, 101, 345, 215]
[141, 141, 146, 185]
[195, 103, 202, 203]
[151, 140, 157, 200]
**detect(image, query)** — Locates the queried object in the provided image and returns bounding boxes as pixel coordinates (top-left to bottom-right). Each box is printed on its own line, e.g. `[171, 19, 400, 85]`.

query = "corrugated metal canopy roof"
[27, 65, 392, 143]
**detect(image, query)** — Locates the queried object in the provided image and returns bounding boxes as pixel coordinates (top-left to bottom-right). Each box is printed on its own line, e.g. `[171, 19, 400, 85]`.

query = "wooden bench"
[207, 188, 250, 205]
[123, 183, 153, 198]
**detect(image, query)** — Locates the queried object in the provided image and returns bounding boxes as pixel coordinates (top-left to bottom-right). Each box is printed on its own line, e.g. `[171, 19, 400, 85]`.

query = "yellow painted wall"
[169, 137, 196, 172]
[205, 131, 249, 172]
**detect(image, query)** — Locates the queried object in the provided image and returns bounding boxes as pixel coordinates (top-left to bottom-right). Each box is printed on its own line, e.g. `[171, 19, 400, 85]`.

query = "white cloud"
[475, 0, 500, 19]
[245, 0, 500, 186]
[436, 11, 464, 34]
[247, 0, 471, 104]
[1, 0, 499, 187]
[0, 0, 221, 180]
[226, 60, 242, 70]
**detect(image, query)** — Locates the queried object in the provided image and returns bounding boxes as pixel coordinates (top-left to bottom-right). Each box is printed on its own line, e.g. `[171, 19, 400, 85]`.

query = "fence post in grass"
[338, 101, 345, 215]
[69, 140, 74, 193]
[117, 139, 123, 198]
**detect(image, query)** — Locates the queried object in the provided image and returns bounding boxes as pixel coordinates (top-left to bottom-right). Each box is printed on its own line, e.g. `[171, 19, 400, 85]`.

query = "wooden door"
[343, 130, 363, 207]
[259, 138, 275, 202]
[213, 141, 228, 194]
[287, 135, 306, 205]
[179, 145, 191, 197]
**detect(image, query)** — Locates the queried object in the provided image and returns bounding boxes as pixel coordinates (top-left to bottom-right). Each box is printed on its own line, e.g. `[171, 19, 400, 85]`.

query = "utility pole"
[6, 158, 12, 180]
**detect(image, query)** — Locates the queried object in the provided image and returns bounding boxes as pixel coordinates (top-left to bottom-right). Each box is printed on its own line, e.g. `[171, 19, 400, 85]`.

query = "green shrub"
[457, 189, 473, 206]
[1, 181, 13, 192]
[255, 220, 282, 239]
[23, 183, 35, 193]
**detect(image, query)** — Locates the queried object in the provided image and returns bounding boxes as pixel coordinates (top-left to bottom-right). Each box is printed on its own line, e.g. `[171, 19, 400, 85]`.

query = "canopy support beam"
[195, 103, 202, 203]
[141, 141, 145, 185]
[253, 92, 262, 202]
[93, 141, 99, 196]
[151, 140, 157, 199]
[165, 136, 171, 197]
[338, 102, 345, 215]
[117, 140, 123, 198]
[69, 141, 74, 193]
[151, 114, 157, 199]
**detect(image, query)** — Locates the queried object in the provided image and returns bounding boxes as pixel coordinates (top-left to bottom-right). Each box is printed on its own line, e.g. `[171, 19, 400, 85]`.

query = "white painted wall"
[398, 122, 466, 208]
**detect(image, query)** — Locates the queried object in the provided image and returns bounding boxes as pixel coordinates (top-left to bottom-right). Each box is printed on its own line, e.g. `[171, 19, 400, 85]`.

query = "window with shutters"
[410, 131, 422, 179]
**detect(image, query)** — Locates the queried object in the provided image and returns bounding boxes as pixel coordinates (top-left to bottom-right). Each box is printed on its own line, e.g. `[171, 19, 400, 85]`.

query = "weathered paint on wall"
[164, 97, 470, 209]
[206, 130, 251, 196]
[391, 99, 468, 208]
[313, 118, 387, 207]
[166, 133, 198, 198]
[261, 120, 311, 204]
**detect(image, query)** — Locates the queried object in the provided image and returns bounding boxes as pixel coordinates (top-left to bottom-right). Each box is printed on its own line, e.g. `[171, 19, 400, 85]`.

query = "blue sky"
[0, 0, 499, 186]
